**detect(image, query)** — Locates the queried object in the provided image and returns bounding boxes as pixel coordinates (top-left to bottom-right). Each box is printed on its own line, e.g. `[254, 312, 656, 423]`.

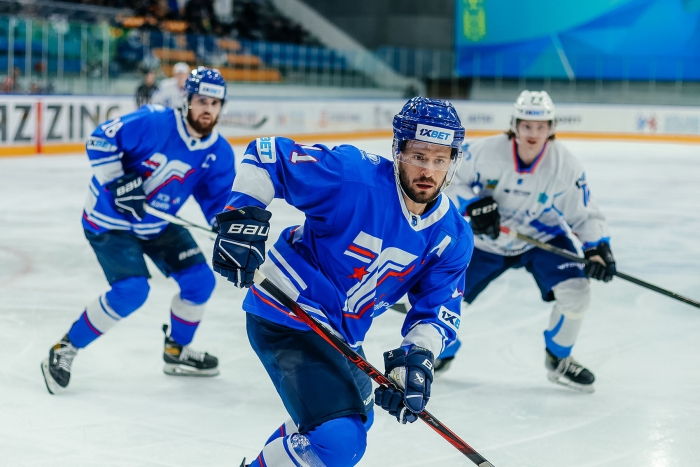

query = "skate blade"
[163, 363, 220, 377]
[547, 373, 595, 393]
[41, 358, 64, 395]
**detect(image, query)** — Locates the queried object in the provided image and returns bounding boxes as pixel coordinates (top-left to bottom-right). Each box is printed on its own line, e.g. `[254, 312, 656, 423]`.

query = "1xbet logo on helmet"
[199, 83, 225, 99]
[415, 124, 454, 144]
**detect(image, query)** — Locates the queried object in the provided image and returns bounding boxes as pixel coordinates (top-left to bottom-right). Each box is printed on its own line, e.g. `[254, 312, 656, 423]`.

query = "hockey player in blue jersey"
[435, 91, 615, 393]
[212, 97, 473, 467]
[41, 67, 235, 394]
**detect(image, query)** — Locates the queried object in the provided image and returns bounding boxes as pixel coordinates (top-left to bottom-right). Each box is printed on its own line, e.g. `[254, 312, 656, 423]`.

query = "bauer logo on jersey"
[438, 306, 460, 332]
[198, 83, 225, 99]
[415, 124, 454, 145]
[256, 137, 276, 164]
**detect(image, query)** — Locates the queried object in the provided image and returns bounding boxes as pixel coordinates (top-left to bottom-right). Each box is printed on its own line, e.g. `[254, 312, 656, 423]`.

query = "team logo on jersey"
[343, 231, 417, 319]
[360, 150, 381, 165]
[415, 124, 454, 145]
[141, 153, 195, 200]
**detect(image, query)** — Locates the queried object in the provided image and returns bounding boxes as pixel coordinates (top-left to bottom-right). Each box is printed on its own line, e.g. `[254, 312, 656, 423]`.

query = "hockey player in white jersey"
[151, 61, 190, 108]
[437, 90, 615, 393]
[41, 67, 235, 395]
[212, 97, 473, 466]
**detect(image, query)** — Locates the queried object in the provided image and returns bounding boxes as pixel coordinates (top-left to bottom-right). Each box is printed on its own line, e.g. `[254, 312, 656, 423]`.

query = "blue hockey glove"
[212, 206, 271, 288]
[584, 242, 616, 282]
[107, 172, 146, 221]
[374, 346, 434, 424]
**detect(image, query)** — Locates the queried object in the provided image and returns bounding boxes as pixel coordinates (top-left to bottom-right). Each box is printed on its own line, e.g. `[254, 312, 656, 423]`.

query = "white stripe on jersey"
[269, 245, 307, 290]
[232, 162, 275, 205]
[93, 161, 124, 186]
[402, 321, 448, 358]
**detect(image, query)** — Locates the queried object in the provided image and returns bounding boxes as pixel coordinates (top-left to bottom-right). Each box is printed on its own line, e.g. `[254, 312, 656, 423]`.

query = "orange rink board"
[2, 129, 700, 158]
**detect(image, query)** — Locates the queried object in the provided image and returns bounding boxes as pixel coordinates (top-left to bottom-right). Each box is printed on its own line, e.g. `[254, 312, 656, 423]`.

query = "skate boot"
[545, 348, 595, 393]
[433, 356, 454, 374]
[162, 324, 219, 376]
[41, 334, 78, 394]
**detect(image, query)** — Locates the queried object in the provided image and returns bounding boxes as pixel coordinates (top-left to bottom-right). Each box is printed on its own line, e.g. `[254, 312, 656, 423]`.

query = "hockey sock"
[264, 419, 298, 446]
[545, 278, 590, 358]
[250, 416, 366, 467]
[67, 277, 149, 348]
[170, 263, 215, 345]
[169, 295, 205, 346]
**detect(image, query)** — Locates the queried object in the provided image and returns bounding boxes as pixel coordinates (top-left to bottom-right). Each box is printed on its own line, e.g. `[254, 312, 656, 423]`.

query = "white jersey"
[446, 133, 609, 256]
[151, 78, 186, 109]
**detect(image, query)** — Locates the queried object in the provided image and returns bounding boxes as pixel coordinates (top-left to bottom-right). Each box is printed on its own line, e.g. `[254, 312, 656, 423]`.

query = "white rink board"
[1, 137, 700, 466]
[4, 97, 700, 154]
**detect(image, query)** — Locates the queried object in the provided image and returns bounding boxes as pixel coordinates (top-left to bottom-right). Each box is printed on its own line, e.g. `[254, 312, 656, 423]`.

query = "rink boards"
[3, 95, 700, 156]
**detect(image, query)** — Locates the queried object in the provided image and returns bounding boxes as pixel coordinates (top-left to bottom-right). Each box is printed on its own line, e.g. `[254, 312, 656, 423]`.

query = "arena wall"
[2, 96, 700, 157]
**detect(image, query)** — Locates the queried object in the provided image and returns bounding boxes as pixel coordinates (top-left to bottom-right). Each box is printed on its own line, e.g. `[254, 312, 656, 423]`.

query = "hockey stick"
[252, 269, 495, 467]
[500, 226, 700, 309]
[143, 205, 217, 240]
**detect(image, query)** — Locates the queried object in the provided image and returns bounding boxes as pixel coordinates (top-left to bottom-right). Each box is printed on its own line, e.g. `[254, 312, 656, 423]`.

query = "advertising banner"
[3, 96, 700, 157]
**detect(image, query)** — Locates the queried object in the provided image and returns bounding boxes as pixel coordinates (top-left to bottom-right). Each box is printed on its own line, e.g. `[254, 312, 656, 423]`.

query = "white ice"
[1, 138, 700, 467]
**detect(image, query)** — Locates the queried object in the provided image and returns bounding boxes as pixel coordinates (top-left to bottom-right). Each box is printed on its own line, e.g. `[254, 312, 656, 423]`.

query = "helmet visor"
[395, 140, 455, 173]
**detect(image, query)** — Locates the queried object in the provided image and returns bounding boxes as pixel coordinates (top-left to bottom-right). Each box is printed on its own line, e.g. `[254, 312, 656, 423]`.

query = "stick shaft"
[252, 270, 494, 466]
[144, 205, 217, 239]
[500, 226, 700, 309]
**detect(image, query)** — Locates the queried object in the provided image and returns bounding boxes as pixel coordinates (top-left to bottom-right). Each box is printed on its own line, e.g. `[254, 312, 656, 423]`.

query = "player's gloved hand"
[212, 206, 271, 288]
[107, 172, 146, 221]
[374, 346, 434, 424]
[584, 241, 616, 282]
[467, 196, 500, 239]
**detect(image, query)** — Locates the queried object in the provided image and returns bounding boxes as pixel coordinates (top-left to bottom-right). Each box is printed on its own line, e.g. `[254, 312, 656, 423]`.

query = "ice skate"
[433, 356, 454, 375]
[545, 348, 595, 393]
[41, 334, 78, 394]
[162, 324, 219, 376]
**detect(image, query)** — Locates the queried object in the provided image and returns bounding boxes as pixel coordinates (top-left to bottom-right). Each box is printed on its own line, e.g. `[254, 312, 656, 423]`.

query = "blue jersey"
[226, 137, 473, 357]
[82, 105, 235, 238]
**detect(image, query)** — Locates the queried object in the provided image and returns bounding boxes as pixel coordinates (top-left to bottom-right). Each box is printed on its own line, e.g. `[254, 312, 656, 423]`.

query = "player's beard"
[186, 111, 219, 137]
[398, 165, 443, 204]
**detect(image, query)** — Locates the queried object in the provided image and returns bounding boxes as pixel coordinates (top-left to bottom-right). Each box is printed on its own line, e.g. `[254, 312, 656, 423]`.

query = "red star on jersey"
[348, 266, 369, 281]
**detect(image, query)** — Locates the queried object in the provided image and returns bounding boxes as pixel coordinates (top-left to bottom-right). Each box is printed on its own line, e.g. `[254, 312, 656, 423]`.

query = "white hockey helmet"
[510, 90, 556, 136]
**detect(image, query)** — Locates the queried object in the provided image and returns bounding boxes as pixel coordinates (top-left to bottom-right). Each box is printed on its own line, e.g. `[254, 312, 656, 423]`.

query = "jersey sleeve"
[445, 143, 482, 215]
[85, 107, 159, 186]
[400, 228, 473, 358]
[226, 136, 344, 226]
[552, 158, 610, 248]
[192, 143, 236, 226]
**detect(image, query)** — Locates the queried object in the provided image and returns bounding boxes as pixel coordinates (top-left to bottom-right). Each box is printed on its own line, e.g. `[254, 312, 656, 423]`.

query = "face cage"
[392, 138, 462, 197]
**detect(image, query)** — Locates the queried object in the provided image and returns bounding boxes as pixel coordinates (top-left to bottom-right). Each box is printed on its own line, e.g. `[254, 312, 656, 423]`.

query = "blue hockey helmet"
[392, 97, 465, 193]
[393, 97, 465, 155]
[184, 66, 227, 105]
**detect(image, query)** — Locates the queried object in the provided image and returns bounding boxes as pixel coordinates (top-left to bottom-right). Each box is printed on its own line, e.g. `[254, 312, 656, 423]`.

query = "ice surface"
[1, 138, 700, 467]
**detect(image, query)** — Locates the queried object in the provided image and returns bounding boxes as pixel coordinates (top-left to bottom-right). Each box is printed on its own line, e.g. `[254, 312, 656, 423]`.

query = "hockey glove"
[374, 346, 434, 424]
[467, 196, 500, 239]
[212, 206, 271, 288]
[107, 172, 146, 221]
[584, 241, 616, 282]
